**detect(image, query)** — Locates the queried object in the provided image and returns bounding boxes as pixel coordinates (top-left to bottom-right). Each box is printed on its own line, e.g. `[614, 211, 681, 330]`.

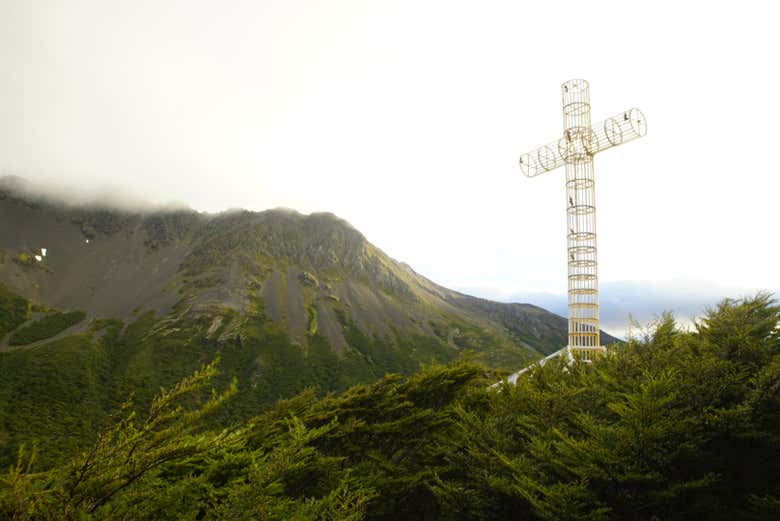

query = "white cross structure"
[518, 79, 647, 360]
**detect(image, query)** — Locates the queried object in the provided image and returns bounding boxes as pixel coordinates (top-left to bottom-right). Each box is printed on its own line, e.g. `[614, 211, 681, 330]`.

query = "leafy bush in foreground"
[1, 294, 778, 520]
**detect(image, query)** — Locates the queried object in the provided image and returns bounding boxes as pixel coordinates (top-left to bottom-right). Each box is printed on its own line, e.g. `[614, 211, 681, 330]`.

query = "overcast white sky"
[2, 1, 778, 333]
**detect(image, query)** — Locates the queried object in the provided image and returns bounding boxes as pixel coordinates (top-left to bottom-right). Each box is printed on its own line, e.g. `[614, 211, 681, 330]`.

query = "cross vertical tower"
[562, 79, 599, 355]
[519, 79, 647, 360]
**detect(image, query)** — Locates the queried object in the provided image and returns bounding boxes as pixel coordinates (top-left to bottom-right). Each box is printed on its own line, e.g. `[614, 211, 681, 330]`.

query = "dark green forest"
[1, 294, 779, 520]
[8, 311, 86, 346]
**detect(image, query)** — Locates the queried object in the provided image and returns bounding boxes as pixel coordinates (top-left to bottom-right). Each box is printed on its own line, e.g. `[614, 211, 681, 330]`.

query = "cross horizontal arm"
[518, 108, 647, 178]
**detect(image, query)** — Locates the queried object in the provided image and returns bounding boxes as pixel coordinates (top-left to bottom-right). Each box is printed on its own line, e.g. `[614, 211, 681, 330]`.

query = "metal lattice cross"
[518, 79, 647, 360]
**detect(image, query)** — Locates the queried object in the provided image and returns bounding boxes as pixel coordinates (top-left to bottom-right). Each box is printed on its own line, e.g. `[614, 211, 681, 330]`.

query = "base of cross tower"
[567, 346, 606, 362]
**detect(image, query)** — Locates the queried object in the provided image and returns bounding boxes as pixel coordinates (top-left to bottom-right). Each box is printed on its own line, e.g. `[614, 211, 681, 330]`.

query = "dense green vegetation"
[0, 294, 778, 519]
[0, 334, 110, 465]
[8, 311, 86, 346]
[0, 282, 28, 339]
[0, 302, 473, 470]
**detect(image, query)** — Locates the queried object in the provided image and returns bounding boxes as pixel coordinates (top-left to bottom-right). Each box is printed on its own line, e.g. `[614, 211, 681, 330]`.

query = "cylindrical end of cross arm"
[589, 108, 648, 153]
[519, 139, 566, 177]
[626, 108, 647, 137]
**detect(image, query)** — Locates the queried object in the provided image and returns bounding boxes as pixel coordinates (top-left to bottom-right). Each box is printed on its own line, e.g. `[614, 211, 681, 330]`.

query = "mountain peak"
[1, 177, 613, 368]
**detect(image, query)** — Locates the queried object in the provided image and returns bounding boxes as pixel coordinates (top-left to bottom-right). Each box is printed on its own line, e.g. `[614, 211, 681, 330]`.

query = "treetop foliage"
[1, 294, 778, 520]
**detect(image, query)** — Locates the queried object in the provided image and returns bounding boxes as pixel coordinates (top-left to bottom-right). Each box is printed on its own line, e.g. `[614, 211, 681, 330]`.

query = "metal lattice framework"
[519, 79, 646, 360]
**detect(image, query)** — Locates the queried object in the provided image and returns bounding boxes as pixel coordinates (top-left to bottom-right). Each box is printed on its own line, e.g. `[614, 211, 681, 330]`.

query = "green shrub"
[0, 284, 28, 338]
[13, 252, 34, 266]
[8, 311, 86, 346]
[1, 294, 778, 520]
